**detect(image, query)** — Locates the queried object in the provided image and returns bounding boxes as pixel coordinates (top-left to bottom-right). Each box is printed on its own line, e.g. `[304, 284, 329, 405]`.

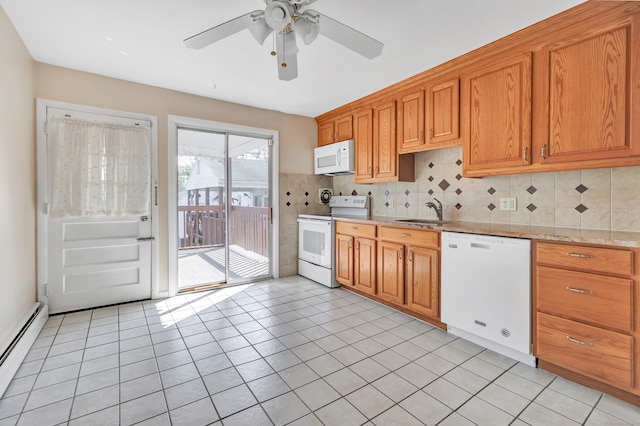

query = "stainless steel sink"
[395, 219, 451, 225]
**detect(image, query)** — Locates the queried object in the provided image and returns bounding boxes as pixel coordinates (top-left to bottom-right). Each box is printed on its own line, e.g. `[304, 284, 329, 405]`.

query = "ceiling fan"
[184, 0, 384, 81]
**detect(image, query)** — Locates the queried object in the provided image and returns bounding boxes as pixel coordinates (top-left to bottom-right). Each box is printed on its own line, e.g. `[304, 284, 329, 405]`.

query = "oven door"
[297, 217, 332, 268]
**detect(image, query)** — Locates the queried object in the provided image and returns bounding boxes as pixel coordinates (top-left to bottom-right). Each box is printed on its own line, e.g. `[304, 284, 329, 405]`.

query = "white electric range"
[297, 195, 370, 287]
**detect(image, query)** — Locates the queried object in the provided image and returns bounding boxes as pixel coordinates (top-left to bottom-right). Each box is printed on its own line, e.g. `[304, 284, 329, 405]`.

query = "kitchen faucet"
[425, 198, 443, 221]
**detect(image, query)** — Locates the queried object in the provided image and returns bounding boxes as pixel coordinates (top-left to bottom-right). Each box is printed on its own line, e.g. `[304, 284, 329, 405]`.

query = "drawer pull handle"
[566, 287, 594, 295]
[566, 335, 594, 347]
[400, 233, 411, 237]
[350, 226, 358, 230]
[567, 252, 595, 259]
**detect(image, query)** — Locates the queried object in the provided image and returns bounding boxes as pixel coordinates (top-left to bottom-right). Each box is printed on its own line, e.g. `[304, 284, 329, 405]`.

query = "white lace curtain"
[49, 117, 151, 218]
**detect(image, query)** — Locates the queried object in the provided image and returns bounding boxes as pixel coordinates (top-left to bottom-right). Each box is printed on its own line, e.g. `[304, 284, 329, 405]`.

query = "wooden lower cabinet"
[377, 226, 441, 323]
[534, 240, 640, 403]
[377, 240, 405, 305]
[406, 246, 439, 318]
[335, 222, 376, 295]
[336, 221, 442, 326]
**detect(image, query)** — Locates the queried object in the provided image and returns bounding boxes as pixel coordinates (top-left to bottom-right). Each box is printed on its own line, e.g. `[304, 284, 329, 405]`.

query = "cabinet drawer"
[536, 312, 633, 390]
[537, 266, 633, 332]
[336, 222, 376, 238]
[379, 226, 439, 248]
[536, 242, 633, 276]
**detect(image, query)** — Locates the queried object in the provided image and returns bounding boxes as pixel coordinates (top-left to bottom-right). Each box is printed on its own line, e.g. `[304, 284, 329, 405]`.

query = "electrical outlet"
[499, 197, 517, 211]
[388, 198, 394, 208]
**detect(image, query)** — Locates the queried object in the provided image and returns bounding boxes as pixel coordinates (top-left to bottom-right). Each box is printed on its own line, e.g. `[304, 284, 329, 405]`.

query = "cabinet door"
[377, 240, 404, 305]
[464, 53, 532, 175]
[398, 91, 425, 153]
[541, 21, 640, 164]
[335, 234, 353, 286]
[406, 246, 439, 318]
[354, 238, 376, 295]
[373, 101, 397, 179]
[427, 78, 460, 148]
[354, 109, 374, 182]
[335, 115, 353, 142]
[318, 120, 335, 146]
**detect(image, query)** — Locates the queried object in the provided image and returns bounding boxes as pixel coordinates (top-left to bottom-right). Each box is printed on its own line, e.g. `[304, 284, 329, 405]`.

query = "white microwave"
[314, 139, 355, 176]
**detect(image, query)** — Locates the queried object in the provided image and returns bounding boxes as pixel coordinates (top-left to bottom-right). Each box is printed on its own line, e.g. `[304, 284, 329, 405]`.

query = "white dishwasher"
[441, 231, 535, 366]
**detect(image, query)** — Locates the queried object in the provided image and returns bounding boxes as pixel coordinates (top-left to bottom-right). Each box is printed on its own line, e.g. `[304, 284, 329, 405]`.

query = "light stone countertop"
[333, 215, 640, 248]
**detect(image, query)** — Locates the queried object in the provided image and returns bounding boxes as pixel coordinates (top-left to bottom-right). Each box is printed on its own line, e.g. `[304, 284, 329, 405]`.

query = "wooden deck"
[178, 244, 270, 289]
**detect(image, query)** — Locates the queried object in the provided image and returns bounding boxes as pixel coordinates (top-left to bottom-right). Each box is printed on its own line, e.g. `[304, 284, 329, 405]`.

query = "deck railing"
[178, 205, 269, 257]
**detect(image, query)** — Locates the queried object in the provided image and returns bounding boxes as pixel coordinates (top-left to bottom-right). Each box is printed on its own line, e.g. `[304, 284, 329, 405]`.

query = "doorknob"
[140, 215, 149, 222]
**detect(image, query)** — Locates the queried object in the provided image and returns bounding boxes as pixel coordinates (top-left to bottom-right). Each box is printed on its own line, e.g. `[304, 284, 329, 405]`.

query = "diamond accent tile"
[404, 202, 410, 209]
[405, 190, 410, 196]
[527, 203, 537, 212]
[428, 190, 434, 196]
[351, 190, 358, 196]
[428, 176, 434, 182]
[305, 192, 309, 197]
[487, 187, 496, 195]
[384, 202, 390, 208]
[456, 159, 462, 166]
[368, 192, 372, 196]
[286, 202, 291, 207]
[385, 190, 390, 196]
[575, 184, 588, 194]
[455, 203, 462, 210]
[488, 203, 496, 211]
[455, 174, 462, 181]
[438, 180, 450, 191]
[527, 186, 537, 194]
[286, 192, 291, 196]
[305, 202, 309, 206]
[339, 192, 343, 196]
[455, 189, 462, 195]
[428, 163, 434, 169]
[575, 204, 588, 214]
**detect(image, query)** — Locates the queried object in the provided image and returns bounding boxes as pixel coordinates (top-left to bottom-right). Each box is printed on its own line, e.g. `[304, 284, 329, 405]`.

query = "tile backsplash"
[279, 151, 639, 277]
[278, 173, 332, 277]
[333, 147, 640, 232]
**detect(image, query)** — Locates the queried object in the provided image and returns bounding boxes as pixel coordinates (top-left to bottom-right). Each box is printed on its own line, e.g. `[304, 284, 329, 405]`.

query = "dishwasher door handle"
[470, 243, 491, 249]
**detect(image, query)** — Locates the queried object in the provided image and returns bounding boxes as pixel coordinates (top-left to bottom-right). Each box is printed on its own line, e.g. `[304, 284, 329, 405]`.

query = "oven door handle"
[297, 218, 332, 225]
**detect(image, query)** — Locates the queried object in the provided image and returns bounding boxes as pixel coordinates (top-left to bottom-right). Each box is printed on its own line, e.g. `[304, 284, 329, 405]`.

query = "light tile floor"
[1, 275, 639, 425]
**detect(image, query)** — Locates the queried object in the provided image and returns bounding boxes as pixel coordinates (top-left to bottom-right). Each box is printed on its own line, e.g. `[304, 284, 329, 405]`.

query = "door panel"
[49, 215, 151, 313]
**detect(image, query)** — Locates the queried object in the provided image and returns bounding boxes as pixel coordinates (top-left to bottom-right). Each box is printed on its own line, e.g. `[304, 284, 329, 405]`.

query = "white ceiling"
[2, 0, 586, 117]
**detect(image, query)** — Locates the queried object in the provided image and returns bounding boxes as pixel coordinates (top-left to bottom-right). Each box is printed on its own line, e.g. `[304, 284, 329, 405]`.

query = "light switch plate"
[499, 197, 517, 211]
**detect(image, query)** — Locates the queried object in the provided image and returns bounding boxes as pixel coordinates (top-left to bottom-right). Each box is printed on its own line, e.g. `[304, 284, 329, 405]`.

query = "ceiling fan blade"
[276, 32, 298, 81]
[184, 10, 262, 49]
[309, 10, 383, 59]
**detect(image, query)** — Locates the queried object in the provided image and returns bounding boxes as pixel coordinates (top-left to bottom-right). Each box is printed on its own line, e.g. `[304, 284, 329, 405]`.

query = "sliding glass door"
[177, 128, 272, 290]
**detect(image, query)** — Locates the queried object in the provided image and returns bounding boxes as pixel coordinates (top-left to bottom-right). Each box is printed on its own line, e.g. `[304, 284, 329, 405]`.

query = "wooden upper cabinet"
[354, 108, 374, 182]
[427, 78, 460, 148]
[398, 77, 461, 154]
[317, 114, 353, 146]
[463, 53, 533, 176]
[398, 91, 425, 153]
[373, 101, 397, 180]
[536, 16, 640, 165]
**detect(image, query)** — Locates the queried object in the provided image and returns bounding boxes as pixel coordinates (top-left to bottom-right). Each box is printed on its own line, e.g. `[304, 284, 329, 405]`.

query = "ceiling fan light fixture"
[295, 14, 320, 45]
[248, 15, 273, 45]
[264, 1, 293, 31]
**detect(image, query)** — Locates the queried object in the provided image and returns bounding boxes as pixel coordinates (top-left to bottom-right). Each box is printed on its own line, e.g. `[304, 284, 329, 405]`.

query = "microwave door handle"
[336, 148, 341, 167]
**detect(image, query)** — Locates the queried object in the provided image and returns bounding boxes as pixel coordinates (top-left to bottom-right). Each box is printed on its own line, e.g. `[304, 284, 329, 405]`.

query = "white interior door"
[42, 106, 154, 314]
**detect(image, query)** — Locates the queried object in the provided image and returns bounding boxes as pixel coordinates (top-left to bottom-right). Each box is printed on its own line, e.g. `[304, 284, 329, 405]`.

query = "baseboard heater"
[0, 303, 48, 397]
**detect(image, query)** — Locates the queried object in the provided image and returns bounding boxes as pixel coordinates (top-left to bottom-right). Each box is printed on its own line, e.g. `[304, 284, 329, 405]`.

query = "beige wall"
[0, 7, 36, 348]
[33, 64, 317, 293]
